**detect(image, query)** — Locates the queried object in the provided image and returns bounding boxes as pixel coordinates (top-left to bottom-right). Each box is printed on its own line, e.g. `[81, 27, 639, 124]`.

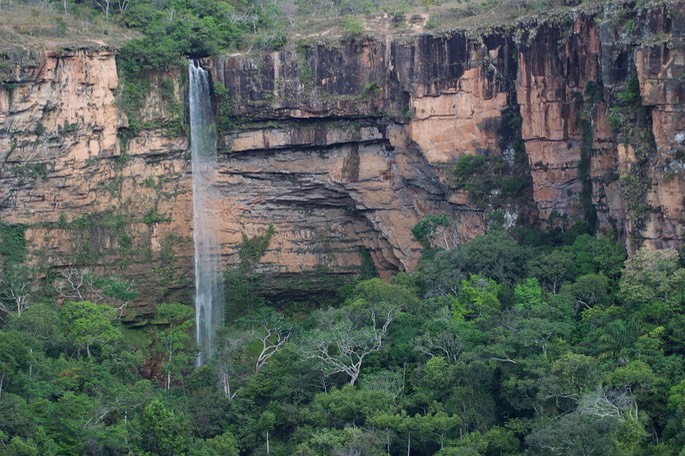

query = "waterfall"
[189, 60, 225, 366]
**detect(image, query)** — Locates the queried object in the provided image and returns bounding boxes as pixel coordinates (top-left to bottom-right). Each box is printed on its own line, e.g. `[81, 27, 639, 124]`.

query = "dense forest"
[2, 222, 685, 455]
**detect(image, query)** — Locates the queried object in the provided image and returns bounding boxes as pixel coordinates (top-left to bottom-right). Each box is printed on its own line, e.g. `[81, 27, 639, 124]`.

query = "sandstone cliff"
[0, 1, 683, 317]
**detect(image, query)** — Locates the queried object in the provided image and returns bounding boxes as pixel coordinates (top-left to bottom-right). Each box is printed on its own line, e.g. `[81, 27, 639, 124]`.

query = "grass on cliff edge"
[0, 1, 136, 53]
[0, 0, 631, 57]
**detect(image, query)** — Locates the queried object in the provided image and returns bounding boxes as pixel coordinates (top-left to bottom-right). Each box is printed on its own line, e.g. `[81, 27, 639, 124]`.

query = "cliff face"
[0, 49, 192, 319]
[517, 2, 685, 253]
[1, 2, 684, 317]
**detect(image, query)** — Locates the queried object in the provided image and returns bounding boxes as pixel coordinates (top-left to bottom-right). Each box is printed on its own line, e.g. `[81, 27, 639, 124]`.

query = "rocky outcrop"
[633, 4, 685, 251]
[209, 32, 519, 252]
[516, 16, 599, 224]
[0, 49, 192, 319]
[1, 1, 685, 317]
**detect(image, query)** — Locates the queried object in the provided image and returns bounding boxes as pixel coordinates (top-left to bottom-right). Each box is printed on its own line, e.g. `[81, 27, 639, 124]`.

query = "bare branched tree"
[414, 327, 464, 363]
[54, 267, 90, 301]
[117, 0, 130, 14]
[307, 307, 395, 385]
[578, 387, 639, 422]
[216, 329, 249, 400]
[256, 325, 290, 372]
[93, 0, 111, 18]
[0, 264, 40, 318]
[54, 267, 135, 311]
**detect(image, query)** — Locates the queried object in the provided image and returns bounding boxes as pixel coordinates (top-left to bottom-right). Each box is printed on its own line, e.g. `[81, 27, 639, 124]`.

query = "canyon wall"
[0, 2, 683, 318]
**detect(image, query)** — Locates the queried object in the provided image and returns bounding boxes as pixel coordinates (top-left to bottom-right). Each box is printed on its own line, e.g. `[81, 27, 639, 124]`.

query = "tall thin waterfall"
[189, 61, 224, 366]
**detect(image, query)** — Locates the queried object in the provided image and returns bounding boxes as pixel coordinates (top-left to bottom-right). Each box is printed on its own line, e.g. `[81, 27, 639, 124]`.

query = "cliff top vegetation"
[0, 0, 677, 71]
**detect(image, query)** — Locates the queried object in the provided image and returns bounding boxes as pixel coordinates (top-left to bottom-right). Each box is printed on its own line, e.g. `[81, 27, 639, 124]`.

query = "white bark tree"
[305, 304, 395, 385]
[256, 325, 290, 372]
[93, 0, 111, 18]
[578, 387, 639, 422]
[54, 267, 135, 319]
[0, 264, 39, 318]
[215, 328, 249, 400]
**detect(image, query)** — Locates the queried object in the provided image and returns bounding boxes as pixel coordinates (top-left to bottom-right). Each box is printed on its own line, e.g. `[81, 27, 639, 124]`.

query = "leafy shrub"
[615, 75, 641, 106]
[342, 17, 365, 36]
[412, 213, 452, 249]
[449, 154, 528, 207]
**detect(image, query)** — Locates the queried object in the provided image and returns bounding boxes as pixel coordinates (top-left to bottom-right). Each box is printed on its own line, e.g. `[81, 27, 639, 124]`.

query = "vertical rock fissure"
[189, 60, 225, 366]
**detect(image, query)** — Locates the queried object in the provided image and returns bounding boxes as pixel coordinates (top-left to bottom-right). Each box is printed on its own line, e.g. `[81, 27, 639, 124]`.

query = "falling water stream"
[189, 61, 224, 366]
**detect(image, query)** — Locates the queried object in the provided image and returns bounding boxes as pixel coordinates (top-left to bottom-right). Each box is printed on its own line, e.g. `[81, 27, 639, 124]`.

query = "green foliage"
[153, 303, 195, 388]
[514, 277, 543, 309]
[117, 0, 247, 75]
[213, 81, 235, 134]
[526, 413, 621, 455]
[143, 205, 172, 225]
[238, 224, 274, 269]
[3, 206, 685, 454]
[583, 80, 604, 105]
[59, 301, 122, 359]
[452, 274, 500, 321]
[578, 117, 597, 233]
[225, 225, 274, 319]
[92, 274, 139, 301]
[357, 248, 378, 280]
[425, 15, 441, 29]
[618, 247, 685, 324]
[449, 154, 528, 208]
[411, 213, 452, 249]
[341, 17, 365, 36]
[133, 398, 190, 455]
[615, 74, 641, 106]
[116, 75, 151, 136]
[64, 208, 135, 266]
[0, 224, 26, 269]
[608, 109, 623, 132]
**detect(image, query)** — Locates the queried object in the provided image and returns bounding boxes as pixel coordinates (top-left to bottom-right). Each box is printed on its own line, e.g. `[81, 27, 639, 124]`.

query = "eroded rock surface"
[1, 2, 685, 316]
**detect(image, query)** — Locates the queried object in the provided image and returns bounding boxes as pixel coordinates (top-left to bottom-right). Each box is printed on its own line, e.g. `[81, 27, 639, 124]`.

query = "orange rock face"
[0, 49, 192, 318]
[1, 3, 685, 315]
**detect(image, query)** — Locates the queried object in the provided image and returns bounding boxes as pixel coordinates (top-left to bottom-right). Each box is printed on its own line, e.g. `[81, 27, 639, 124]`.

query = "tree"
[305, 303, 395, 386]
[215, 327, 249, 400]
[237, 308, 291, 373]
[153, 303, 194, 390]
[54, 268, 137, 318]
[0, 332, 32, 399]
[569, 234, 626, 280]
[619, 248, 685, 324]
[452, 274, 500, 321]
[412, 213, 457, 249]
[33, 392, 94, 455]
[308, 384, 397, 429]
[369, 410, 461, 455]
[414, 318, 473, 363]
[537, 353, 600, 413]
[188, 431, 240, 456]
[528, 249, 574, 293]
[59, 301, 122, 359]
[457, 231, 532, 287]
[133, 399, 189, 456]
[565, 273, 610, 312]
[0, 264, 39, 319]
[526, 413, 621, 456]
[513, 277, 543, 309]
[93, 0, 112, 18]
